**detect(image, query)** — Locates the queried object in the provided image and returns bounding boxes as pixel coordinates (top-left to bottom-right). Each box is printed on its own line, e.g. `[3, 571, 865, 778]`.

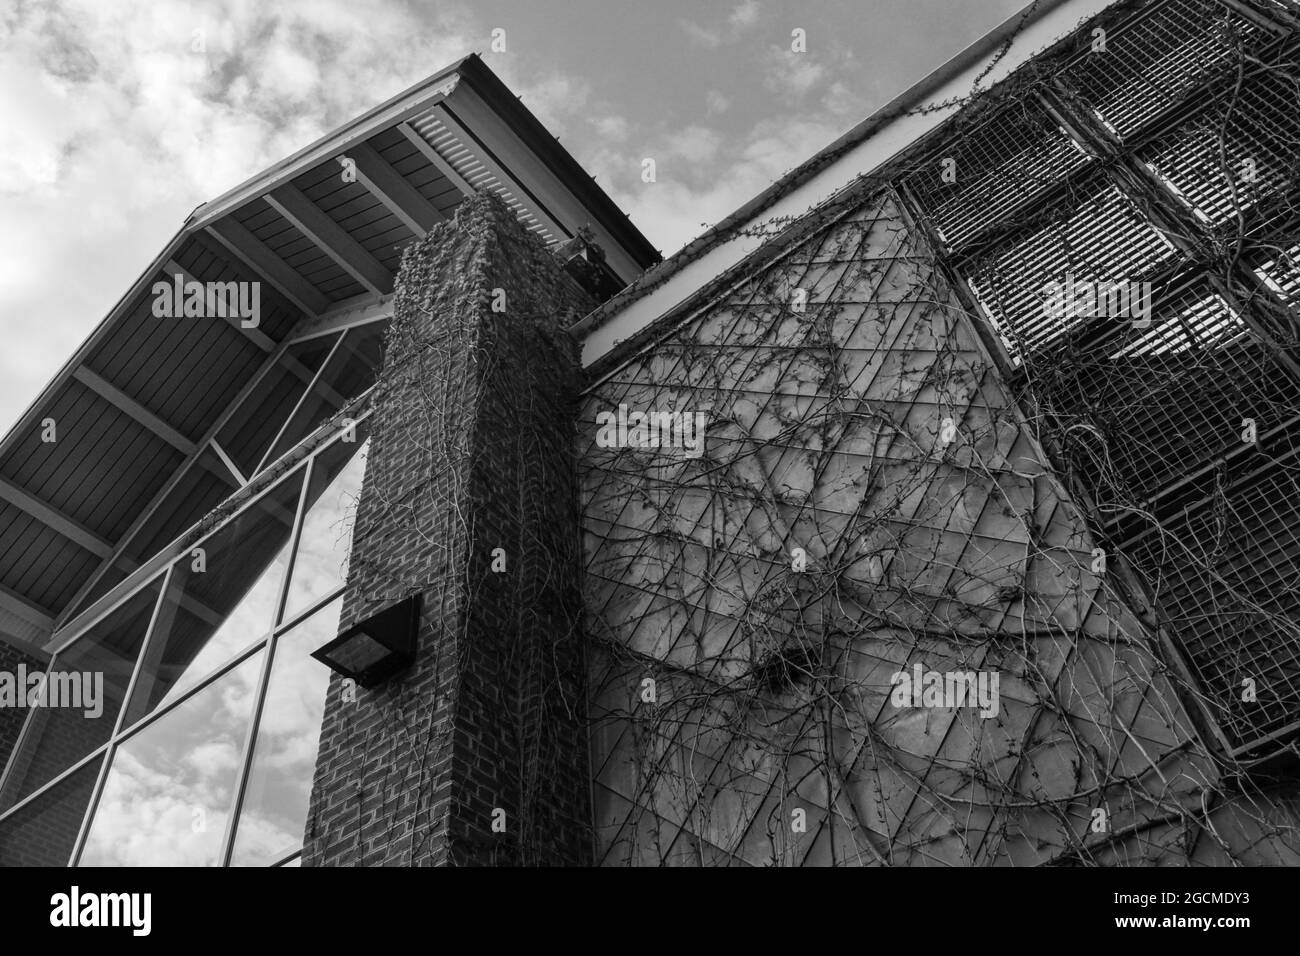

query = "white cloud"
[519, 71, 593, 134]
[665, 125, 722, 164]
[595, 115, 631, 142]
[763, 46, 827, 100]
[729, 1, 761, 28]
[680, 1, 760, 50]
[677, 18, 723, 49]
[608, 114, 844, 256]
[0, 0, 476, 435]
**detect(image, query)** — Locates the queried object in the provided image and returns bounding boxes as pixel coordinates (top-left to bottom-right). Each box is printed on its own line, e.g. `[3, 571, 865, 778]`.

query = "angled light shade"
[311, 594, 421, 687]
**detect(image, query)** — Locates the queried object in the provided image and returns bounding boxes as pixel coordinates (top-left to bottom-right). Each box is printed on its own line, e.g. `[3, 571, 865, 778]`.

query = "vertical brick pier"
[302, 192, 595, 866]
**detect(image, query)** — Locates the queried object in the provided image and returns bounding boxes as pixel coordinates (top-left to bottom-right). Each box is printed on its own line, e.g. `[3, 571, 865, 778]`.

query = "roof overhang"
[0, 54, 658, 654]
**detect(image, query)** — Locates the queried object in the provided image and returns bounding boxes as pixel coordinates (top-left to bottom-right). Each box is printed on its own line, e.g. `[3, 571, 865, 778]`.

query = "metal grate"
[1056, 0, 1269, 143]
[903, 99, 1090, 250]
[965, 173, 1177, 360]
[898, 0, 1300, 758]
[1123, 458, 1300, 752]
[1034, 284, 1294, 506]
[1139, 68, 1300, 232]
[1256, 241, 1300, 307]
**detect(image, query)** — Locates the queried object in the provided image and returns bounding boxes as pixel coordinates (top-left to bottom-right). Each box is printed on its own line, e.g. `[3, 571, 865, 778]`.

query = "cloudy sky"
[0, 0, 1029, 434]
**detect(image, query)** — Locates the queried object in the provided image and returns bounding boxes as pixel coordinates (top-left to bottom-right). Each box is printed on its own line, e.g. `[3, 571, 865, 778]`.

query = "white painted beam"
[161, 260, 277, 352]
[397, 121, 475, 197]
[0, 480, 114, 559]
[204, 219, 330, 318]
[72, 367, 198, 456]
[266, 185, 394, 296]
[341, 141, 445, 237]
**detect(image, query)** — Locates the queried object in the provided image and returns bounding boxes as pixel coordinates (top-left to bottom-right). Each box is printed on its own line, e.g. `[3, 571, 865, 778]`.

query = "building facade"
[3, 0, 1300, 866]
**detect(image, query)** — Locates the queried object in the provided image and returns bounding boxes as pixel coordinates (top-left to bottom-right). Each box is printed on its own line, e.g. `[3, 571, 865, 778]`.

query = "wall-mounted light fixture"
[311, 594, 420, 687]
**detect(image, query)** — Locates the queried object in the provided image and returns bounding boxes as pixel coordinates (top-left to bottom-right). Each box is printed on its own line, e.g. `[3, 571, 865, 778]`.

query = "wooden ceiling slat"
[205, 217, 330, 317]
[161, 260, 275, 353]
[4, 381, 104, 490]
[0, 478, 113, 558]
[341, 140, 445, 237]
[31, 391, 177, 538]
[397, 121, 475, 197]
[71, 367, 197, 456]
[266, 183, 394, 295]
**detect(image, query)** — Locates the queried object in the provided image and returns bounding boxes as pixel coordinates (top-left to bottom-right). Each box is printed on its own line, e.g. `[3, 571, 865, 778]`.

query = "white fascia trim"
[580, 0, 1115, 369]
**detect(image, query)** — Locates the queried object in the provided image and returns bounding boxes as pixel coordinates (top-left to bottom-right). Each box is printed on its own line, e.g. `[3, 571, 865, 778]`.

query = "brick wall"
[301, 192, 595, 866]
[0, 638, 88, 867]
[0, 639, 49, 783]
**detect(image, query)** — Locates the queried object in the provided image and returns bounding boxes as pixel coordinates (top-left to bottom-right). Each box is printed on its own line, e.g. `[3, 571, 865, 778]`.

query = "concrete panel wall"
[578, 187, 1300, 865]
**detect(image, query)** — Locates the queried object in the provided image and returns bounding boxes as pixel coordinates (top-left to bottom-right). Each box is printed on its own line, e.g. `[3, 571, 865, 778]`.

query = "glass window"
[0, 409, 374, 867]
[77, 650, 265, 867]
[125, 446, 241, 565]
[122, 473, 305, 728]
[229, 598, 341, 866]
[0, 758, 101, 867]
[261, 324, 384, 472]
[0, 580, 161, 809]
[218, 336, 337, 479]
[282, 431, 369, 624]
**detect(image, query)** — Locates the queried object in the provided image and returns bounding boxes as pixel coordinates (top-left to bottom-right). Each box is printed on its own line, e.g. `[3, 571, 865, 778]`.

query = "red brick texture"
[301, 192, 595, 866]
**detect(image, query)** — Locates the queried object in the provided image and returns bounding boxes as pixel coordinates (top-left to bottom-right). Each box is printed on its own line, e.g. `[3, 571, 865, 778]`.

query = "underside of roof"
[0, 54, 659, 653]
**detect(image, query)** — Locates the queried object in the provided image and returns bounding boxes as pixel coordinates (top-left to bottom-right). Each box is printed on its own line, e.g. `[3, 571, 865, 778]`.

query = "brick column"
[0, 640, 48, 776]
[302, 192, 595, 866]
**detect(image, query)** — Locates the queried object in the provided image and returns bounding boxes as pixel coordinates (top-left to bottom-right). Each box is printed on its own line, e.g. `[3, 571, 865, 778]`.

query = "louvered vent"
[902, 99, 1090, 250]
[965, 173, 1177, 360]
[1140, 68, 1300, 231]
[1056, 0, 1269, 142]
[406, 109, 557, 245]
[1256, 242, 1300, 307]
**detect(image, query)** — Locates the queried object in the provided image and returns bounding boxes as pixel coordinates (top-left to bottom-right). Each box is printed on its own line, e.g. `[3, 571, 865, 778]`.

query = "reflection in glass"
[283, 432, 369, 623]
[0, 580, 161, 809]
[261, 323, 385, 471]
[77, 650, 264, 867]
[218, 336, 337, 478]
[122, 473, 304, 728]
[230, 598, 341, 866]
[0, 758, 101, 866]
[127, 446, 241, 567]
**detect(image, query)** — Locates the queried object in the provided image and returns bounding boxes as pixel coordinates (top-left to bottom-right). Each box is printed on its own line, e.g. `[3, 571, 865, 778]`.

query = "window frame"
[0, 410, 373, 866]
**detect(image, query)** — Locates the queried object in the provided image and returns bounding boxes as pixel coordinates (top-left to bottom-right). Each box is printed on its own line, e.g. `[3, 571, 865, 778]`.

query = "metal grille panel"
[1034, 284, 1295, 508]
[1124, 460, 1300, 751]
[966, 174, 1177, 360]
[1140, 68, 1300, 232]
[1057, 0, 1268, 142]
[903, 99, 1090, 250]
